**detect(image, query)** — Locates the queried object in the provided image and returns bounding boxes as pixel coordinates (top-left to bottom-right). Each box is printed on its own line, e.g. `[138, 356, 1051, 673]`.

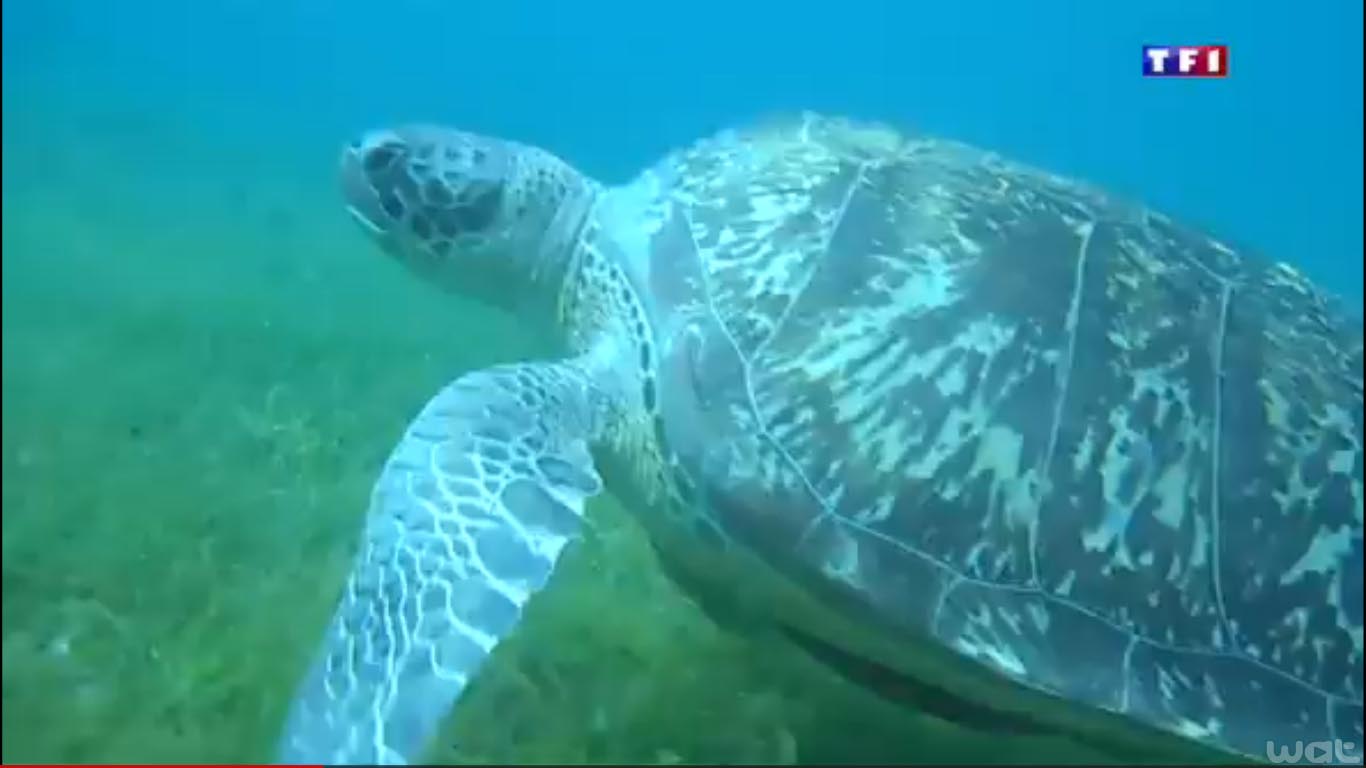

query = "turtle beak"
[339, 132, 403, 238]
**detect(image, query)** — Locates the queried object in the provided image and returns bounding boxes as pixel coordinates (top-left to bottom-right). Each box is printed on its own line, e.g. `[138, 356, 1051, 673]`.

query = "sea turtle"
[276, 112, 1364, 765]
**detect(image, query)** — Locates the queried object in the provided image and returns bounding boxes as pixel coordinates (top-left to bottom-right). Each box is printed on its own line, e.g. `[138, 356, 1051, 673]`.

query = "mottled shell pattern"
[627, 112, 1363, 760]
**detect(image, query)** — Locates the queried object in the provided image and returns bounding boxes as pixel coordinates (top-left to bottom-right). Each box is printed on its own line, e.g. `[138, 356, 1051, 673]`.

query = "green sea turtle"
[276, 112, 1364, 765]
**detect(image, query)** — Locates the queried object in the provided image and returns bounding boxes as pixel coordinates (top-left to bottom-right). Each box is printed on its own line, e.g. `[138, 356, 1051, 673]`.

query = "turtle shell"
[637, 112, 1363, 761]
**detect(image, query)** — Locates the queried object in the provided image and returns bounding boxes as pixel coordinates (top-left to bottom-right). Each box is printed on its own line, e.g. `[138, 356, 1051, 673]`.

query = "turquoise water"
[2, 0, 1361, 764]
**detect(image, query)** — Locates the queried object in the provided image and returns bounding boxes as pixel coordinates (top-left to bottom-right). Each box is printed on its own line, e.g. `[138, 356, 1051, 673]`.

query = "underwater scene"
[2, 0, 1362, 765]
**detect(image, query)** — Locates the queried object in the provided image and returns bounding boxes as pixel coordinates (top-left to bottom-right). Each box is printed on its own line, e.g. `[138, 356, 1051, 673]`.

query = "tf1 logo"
[1142, 45, 1229, 77]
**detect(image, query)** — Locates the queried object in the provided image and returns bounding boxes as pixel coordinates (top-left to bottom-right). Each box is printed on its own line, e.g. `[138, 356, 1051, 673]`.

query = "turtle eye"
[427, 181, 504, 238]
[455, 183, 504, 231]
[422, 177, 455, 207]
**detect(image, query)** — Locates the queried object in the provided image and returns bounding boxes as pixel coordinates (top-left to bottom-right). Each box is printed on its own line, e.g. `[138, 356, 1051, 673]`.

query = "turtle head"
[340, 126, 597, 315]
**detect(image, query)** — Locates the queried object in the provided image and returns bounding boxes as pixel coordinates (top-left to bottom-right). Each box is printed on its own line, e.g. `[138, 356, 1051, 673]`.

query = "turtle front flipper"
[277, 362, 609, 765]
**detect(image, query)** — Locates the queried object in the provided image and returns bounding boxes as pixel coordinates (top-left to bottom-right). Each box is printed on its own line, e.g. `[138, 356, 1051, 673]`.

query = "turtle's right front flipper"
[277, 362, 608, 765]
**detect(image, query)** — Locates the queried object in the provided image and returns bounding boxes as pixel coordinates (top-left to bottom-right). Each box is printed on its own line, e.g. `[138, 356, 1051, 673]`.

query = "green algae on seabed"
[2, 116, 1222, 766]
